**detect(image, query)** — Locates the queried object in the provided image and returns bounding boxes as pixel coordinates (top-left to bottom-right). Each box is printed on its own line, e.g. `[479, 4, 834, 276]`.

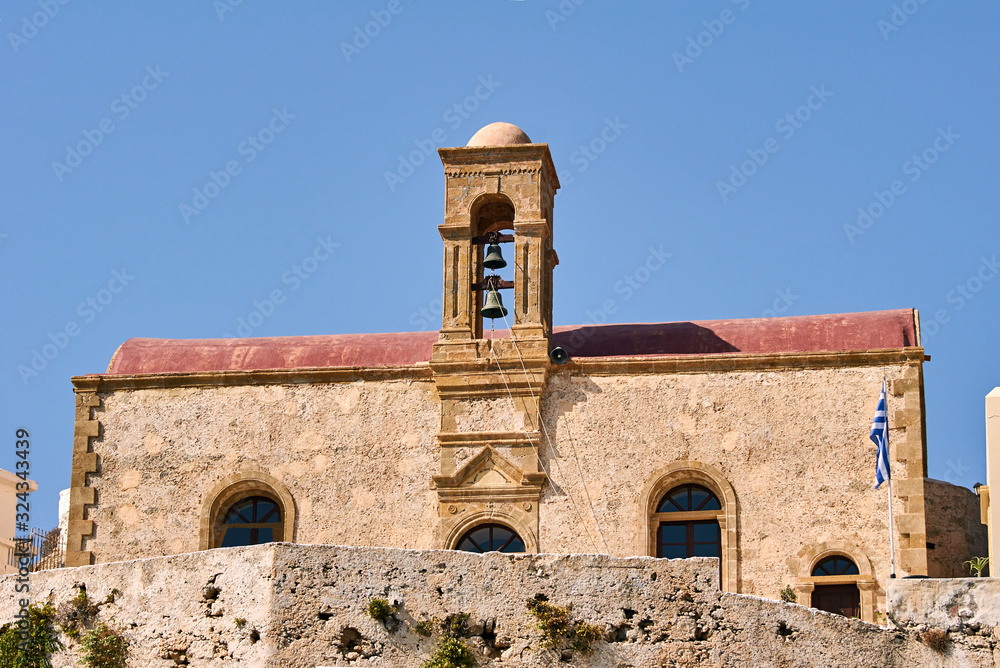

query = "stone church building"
[64, 122, 983, 626]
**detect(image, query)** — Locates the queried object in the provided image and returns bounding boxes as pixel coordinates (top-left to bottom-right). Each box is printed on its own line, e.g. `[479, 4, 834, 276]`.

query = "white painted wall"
[0, 468, 38, 575]
[986, 387, 1000, 570]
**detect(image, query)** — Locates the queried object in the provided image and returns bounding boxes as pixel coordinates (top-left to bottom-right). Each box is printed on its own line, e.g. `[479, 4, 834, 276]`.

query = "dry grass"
[921, 628, 949, 653]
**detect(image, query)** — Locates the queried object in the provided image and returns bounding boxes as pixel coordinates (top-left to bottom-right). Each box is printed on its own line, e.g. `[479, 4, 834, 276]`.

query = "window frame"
[656, 518, 722, 560]
[811, 555, 861, 577]
[199, 471, 296, 551]
[454, 523, 526, 554]
[656, 484, 723, 514]
[640, 461, 738, 592]
[217, 494, 284, 549]
[793, 543, 876, 623]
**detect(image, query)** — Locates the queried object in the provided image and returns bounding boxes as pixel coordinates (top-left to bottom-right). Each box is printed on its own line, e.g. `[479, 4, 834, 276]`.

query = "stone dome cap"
[466, 122, 531, 147]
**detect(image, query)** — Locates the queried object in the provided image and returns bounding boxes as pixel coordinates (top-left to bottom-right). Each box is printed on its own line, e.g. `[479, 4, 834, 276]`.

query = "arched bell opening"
[470, 195, 516, 338]
[435, 136, 558, 351]
[472, 198, 515, 236]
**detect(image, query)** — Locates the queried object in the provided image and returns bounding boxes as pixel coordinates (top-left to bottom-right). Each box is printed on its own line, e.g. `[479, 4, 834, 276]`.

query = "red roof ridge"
[103, 308, 918, 376]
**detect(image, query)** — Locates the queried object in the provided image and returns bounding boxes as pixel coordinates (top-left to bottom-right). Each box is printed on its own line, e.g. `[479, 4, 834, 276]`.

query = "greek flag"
[870, 380, 890, 489]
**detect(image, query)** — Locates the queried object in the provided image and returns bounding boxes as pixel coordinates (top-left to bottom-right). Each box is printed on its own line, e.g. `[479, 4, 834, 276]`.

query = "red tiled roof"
[552, 309, 918, 358]
[104, 309, 918, 375]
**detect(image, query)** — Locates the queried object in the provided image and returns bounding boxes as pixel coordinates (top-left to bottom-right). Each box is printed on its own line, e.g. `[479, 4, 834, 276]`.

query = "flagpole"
[887, 479, 897, 580]
[885, 374, 897, 581]
[882, 375, 897, 629]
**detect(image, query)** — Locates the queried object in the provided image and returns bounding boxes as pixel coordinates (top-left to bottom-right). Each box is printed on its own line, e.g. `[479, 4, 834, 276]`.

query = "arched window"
[811, 556, 860, 577]
[199, 472, 296, 551]
[217, 495, 282, 548]
[455, 523, 525, 553]
[793, 542, 876, 623]
[642, 462, 738, 591]
[657, 484, 723, 513]
[654, 484, 722, 559]
[810, 555, 861, 618]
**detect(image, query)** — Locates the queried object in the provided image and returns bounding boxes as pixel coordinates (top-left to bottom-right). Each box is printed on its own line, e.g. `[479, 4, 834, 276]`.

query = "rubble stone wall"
[923, 478, 988, 577]
[889, 577, 1000, 630]
[2, 545, 996, 667]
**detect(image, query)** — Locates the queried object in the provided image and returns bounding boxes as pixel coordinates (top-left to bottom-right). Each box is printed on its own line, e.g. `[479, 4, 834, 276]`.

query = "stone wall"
[1, 544, 995, 667]
[540, 363, 922, 607]
[71, 357, 929, 621]
[82, 379, 440, 561]
[924, 478, 989, 578]
[889, 577, 1000, 631]
[888, 577, 1000, 666]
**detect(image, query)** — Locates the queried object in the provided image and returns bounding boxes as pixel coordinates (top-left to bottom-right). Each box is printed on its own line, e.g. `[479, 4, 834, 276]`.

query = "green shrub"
[779, 586, 797, 603]
[79, 623, 128, 668]
[443, 612, 471, 638]
[525, 598, 570, 648]
[365, 598, 398, 626]
[55, 589, 98, 638]
[0, 603, 63, 668]
[526, 595, 604, 655]
[413, 619, 434, 637]
[423, 636, 476, 668]
[569, 621, 604, 655]
[965, 556, 990, 577]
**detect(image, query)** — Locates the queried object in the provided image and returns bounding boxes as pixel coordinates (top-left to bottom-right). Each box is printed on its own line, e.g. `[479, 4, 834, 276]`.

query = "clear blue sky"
[3, 1, 998, 529]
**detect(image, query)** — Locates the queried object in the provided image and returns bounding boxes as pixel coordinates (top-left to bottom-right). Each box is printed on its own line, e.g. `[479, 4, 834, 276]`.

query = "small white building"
[0, 468, 38, 575]
[984, 387, 1000, 570]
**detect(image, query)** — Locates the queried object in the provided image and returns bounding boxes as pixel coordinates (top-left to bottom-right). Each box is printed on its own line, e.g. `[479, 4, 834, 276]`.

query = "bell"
[482, 243, 507, 270]
[481, 288, 508, 319]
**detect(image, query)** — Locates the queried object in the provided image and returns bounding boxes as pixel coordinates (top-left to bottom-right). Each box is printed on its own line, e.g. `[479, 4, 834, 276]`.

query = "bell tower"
[433, 122, 559, 358]
[430, 122, 560, 551]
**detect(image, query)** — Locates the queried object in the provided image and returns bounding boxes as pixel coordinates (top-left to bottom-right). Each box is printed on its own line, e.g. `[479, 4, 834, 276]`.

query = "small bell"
[483, 243, 507, 270]
[481, 288, 508, 319]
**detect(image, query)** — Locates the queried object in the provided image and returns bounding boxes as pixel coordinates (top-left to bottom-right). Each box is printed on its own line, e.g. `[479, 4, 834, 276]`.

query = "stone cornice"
[564, 347, 925, 376]
[71, 364, 433, 392]
[437, 431, 542, 448]
[438, 143, 560, 190]
[432, 445, 546, 503]
[430, 361, 548, 400]
[443, 164, 541, 177]
[70, 348, 923, 392]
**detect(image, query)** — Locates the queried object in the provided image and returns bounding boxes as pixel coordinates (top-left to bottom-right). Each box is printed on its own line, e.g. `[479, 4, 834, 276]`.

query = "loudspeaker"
[549, 347, 569, 365]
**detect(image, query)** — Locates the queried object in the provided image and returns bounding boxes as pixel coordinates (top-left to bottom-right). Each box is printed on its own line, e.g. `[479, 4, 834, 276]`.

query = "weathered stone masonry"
[3, 544, 998, 667]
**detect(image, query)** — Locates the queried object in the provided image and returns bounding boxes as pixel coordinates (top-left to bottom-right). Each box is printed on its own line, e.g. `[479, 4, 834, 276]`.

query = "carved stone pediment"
[432, 446, 545, 502]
